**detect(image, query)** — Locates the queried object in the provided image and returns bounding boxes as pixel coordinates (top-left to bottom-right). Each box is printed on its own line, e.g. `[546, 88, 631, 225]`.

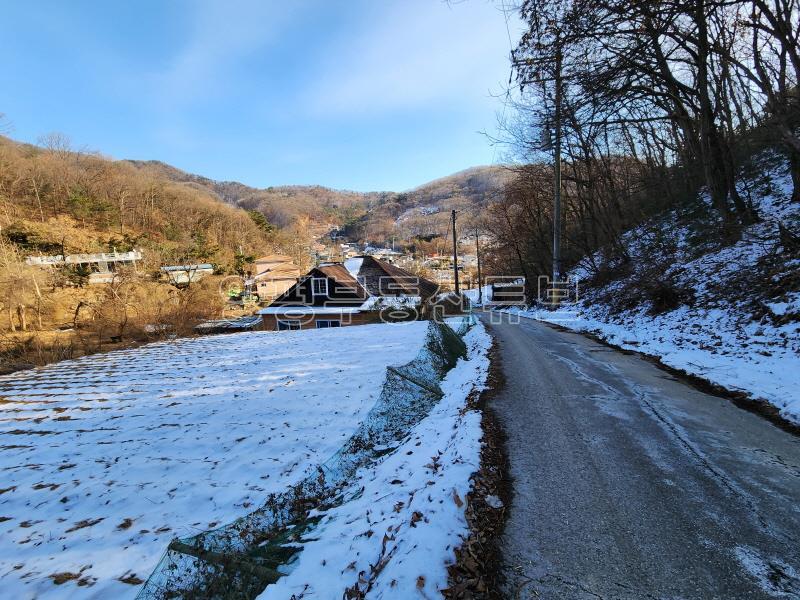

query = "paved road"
[482, 312, 800, 599]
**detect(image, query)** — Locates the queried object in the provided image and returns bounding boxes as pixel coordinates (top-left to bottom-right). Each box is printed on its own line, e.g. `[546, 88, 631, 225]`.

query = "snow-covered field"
[0, 323, 429, 599]
[259, 322, 491, 598]
[508, 152, 800, 424]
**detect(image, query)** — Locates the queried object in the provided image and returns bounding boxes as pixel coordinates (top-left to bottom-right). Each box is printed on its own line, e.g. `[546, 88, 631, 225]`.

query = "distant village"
[23, 236, 497, 335]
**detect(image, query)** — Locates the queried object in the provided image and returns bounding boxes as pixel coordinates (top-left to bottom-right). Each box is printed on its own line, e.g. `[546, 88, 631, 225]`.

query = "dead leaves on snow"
[444, 341, 509, 600]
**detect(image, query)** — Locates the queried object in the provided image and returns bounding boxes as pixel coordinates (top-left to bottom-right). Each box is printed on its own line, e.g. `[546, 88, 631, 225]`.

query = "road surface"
[482, 312, 800, 599]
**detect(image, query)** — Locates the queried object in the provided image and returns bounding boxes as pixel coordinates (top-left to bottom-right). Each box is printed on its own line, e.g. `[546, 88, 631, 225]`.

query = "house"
[364, 247, 403, 263]
[258, 255, 439, 331]
[249, 255, 302, 303]
[258, 263, 369, 330]
[160, 263, 214, 286]
[343, 255, 439, 298]
[340, 243, 359, 259]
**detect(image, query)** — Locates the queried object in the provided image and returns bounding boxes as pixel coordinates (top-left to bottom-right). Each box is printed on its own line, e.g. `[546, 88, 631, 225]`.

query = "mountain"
[124, 160, 512, 245]
[362, 166, 512, 242]
[124, 160, 377, 230]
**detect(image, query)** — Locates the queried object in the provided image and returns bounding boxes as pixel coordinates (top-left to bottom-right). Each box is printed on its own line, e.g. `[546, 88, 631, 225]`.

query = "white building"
[26, 250, 143, 284]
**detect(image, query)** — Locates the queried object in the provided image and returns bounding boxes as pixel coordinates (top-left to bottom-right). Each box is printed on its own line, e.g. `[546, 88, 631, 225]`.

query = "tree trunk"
[693, 0, 738, 235]
[16, 304, 27, 332]
[789, 149, 800, 203]
[8, 307, 16, 332]
[779, 222, 800, 253]
[73, 301, 85, 329]
[31, 273, 43, 329]
[723, 142, 757, 224]
[31, 177, 45, 223]
[702, 127, 734, 226]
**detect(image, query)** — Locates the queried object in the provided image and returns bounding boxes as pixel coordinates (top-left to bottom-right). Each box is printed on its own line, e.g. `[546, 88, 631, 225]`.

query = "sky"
[0, 0, 520, 191]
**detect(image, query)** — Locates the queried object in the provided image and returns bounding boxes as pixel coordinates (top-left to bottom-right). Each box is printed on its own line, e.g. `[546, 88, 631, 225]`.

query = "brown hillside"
[124, 159, 512, 246]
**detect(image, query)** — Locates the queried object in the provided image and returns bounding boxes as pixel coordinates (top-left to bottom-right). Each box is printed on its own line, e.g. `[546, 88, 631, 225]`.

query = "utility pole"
[475, 226, 482, 304]
[552, 46, 563, 286]
[451, 209, 460, 294]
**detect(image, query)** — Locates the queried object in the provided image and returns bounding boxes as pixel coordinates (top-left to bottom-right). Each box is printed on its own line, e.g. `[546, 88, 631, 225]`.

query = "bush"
[644, 278, 695, 315]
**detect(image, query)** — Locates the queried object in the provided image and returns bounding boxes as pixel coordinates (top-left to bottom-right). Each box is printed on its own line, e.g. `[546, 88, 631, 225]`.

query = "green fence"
[137, 317, 473, 599]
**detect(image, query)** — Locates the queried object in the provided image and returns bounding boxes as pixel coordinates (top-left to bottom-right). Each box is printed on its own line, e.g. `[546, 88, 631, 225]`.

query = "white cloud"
[305, 0, 519, 116]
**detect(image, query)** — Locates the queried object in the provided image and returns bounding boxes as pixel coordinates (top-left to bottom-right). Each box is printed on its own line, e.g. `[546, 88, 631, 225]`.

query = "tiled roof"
[315, 263, 365, 290]
[353, 255, 440, 298]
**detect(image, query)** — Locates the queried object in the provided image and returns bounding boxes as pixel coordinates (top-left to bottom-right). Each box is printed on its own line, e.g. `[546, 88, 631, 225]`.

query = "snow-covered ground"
[506, 153, 800, 424]
[0, 323, 429, 599]
[462, 284, 493, 307]
[259, 322, 492, 598]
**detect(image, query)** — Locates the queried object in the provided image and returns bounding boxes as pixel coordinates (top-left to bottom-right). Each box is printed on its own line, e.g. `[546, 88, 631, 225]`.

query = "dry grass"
[49, 572, 81, 585]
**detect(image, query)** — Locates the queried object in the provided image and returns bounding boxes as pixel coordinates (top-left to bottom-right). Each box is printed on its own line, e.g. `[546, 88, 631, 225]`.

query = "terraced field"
[0, 323, 428, 599]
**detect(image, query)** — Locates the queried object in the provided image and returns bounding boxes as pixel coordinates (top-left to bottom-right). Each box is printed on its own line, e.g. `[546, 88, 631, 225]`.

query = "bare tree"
[0, 113, 11, 135]
[37, 132, 72, 158]
[510, 0, 798, 237]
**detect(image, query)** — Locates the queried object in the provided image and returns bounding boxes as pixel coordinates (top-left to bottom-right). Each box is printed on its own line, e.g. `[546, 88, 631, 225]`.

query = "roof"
[257, 306, 366, 315]
[27, 251, 143, 266]
[343, 257, 363, 277]
[267, 263, 368, 308]
[253, 256, 302, 280]
[315, 263, 369, 293]
[161, 263, 214, 272]
[258, 295, 424, 315]
[345, 255, 439, 298]
[266, 257, 437, 310]
[254, 262, 301, 275]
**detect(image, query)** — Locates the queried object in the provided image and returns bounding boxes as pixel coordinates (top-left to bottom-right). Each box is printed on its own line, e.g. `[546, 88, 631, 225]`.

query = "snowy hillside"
[0, 324, 429, 599]
[533, 152, 800, 424]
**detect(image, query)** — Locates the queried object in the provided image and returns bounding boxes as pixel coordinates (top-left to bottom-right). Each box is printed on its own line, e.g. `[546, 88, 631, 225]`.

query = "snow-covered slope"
[258, 322, 492, 598]
[0, 323, 428, 599]
[532, 152, 800, 424]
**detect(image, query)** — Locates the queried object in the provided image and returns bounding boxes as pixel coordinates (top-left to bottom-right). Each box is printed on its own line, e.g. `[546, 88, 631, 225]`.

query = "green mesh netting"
[137, 318, 472, 600]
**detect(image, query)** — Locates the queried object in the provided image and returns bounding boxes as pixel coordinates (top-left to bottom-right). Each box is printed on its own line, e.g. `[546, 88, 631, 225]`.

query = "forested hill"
[124, 159, 378, 229]
[341, 165, 513, 243]
[125, 160, 511, 242]
[0, 135, 282, 271]
[0, 130, 510, 273]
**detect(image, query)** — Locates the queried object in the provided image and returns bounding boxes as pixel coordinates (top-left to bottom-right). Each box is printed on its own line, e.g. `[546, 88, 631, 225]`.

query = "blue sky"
[0, 0, 519, 191]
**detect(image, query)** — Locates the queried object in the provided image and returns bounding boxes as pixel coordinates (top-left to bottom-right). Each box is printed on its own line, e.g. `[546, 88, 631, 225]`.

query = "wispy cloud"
[304, 0, 517, 117]
[150, 0, 303, 109]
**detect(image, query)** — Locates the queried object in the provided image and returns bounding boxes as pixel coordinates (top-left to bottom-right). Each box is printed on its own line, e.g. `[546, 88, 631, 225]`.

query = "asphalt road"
[482, 312, 800, 599]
